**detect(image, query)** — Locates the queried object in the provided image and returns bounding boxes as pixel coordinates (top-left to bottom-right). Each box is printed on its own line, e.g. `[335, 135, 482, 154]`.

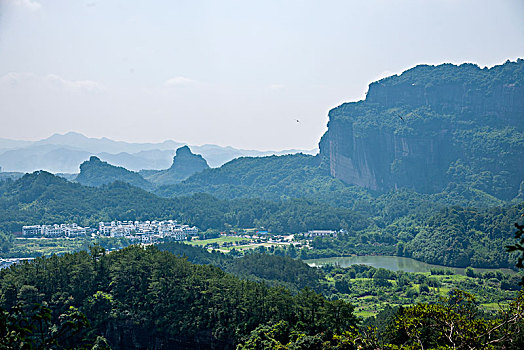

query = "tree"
[507, 222, 524, 285]
[389, 289, 524, 349]
[0, 303, 109, 349]
[465, 266, 476, 278]
[0, 231, 13, 253]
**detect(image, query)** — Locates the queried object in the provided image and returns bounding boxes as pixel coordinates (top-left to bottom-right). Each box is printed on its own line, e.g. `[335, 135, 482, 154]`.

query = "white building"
[23, 223, 88, 237]
[22, 225, 42, 236]
[306, 230, 337, 237]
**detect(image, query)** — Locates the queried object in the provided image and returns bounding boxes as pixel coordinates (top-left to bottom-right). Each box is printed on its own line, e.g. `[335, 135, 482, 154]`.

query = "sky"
[0, 0, 523, 151]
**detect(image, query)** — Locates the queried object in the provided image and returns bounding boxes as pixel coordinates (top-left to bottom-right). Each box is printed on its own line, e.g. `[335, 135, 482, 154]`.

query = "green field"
[187, 235, 291, 251]
[187, 236, 249, 246]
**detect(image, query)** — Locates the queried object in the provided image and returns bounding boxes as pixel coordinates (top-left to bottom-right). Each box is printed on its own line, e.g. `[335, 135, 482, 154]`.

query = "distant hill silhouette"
[0, 132, 315, 173]
[75, 156, 153, 190]
[142, 146, 210, 185]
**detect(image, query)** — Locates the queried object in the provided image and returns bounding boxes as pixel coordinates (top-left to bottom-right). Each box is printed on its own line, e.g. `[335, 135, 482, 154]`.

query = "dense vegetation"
[157, 242, 523, 312]
[297, 202, 524, 268]
[0, 245, 358, 349]
[154, 153, 351, 201]
[1, 244, 523, 349]
[1, 171, 522, 269]
[158, 242, 322, 292]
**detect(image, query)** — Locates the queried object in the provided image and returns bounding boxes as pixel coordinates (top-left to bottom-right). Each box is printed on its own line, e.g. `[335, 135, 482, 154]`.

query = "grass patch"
[355, 310, 376, 318]
[188, 236, 248, 246]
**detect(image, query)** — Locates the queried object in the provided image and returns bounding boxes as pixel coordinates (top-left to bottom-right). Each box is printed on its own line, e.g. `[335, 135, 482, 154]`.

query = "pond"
[304, 255, 515, 275]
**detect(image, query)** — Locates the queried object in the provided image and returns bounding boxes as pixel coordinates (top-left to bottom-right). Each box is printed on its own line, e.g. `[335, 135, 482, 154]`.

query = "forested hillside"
[155, 153, 376, 209]
[0, 171, 522, 268]
[300, 202, 524, 268]
[158, 242, 322, 292]
[0, 171, 366, 234]
[0, 245, 357, 349]
[1, 244, 522, 349]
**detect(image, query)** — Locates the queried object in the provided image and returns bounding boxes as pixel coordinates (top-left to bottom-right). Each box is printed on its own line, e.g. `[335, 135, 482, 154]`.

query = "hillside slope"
[75, 156, 153, 190]
[0, 171, 367, 234]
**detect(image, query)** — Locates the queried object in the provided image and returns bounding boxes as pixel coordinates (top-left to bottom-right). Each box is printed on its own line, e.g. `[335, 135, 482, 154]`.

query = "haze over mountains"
[1, 60, 521, 204]
[0, 132, 316, 173]
[74, 146, 211, 189]
[155, 60, 523, 203]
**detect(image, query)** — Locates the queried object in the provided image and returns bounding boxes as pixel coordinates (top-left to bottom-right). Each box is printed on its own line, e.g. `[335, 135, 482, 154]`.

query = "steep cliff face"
[365, 63, 524, 129]
[319, 120, 454, 192]
[319, 60, 524, 198]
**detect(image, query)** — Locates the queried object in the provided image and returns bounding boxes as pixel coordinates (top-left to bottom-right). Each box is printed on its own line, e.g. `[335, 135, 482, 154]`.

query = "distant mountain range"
[1, 60, 521, 204]
[0, 132, 317, 173]
[74, 146, 211, 189]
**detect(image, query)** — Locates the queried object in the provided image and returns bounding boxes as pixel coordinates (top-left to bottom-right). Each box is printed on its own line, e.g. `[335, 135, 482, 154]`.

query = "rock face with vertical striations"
[142, 146, 210, 186]
[319, 59, 524, 199]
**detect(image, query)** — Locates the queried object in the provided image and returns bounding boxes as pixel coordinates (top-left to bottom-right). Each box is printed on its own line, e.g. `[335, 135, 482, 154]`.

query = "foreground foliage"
[0, 245, 356, 349]
[0, 245, 523, 349]
[236, 290, 524, 349]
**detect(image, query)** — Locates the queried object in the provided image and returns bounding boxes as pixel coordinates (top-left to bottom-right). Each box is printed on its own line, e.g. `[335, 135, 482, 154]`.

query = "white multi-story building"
[23, 223, 89, 237]
[183, 226, 199, 235]
[22, 225, 42, 236]
[97, 219, 197, 240]
[99, 222, 112, 236]
[306, 230, 337, 237]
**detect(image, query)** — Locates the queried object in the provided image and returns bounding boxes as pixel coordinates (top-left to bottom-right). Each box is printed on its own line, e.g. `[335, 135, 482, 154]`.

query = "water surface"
[304, 256, 515, 275]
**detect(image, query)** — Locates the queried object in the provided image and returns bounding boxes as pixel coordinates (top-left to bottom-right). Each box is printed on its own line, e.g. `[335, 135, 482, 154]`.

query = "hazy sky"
[0, 0, 523, 150]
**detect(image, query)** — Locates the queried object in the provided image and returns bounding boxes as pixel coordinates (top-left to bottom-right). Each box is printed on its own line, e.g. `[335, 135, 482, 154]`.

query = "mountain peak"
[141, 146, 210, 186]
[63, 131, 86, 137]
[170, 146, 209, 171]
[76, 156, 152, 189]
[175, 145, 192, 156]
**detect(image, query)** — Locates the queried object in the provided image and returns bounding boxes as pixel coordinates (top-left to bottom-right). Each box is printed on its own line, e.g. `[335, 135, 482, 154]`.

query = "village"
[22, 219, 200, 242]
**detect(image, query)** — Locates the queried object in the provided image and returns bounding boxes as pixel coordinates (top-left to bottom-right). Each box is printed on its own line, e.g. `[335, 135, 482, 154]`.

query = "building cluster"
[305, 230, 338, 237]
[22, 219, 198, 242]
[98, 220, 198, 241]
[22, 223, 92, 238]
